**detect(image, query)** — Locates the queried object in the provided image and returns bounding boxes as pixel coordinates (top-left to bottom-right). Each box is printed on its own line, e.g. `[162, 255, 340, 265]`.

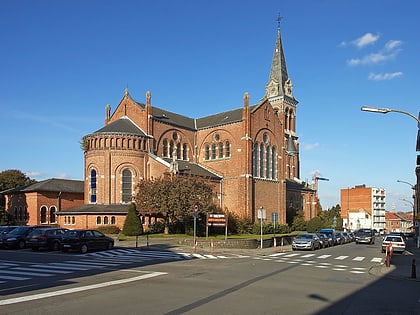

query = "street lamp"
[397, 180, 416, 230]
[361, 105, 420, 247]
[361, 106, 420, 128]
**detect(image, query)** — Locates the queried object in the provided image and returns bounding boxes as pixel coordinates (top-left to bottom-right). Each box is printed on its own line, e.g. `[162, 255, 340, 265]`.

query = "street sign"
[257, 208, 266, 220]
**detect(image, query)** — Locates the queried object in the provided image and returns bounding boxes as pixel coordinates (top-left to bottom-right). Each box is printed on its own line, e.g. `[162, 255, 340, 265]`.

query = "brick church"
[56, 23, 317, 230]
[3, 24, 317, 230]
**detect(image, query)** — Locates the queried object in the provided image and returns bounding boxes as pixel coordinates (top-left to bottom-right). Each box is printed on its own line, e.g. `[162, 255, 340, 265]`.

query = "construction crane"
[313, 175, 329, 199]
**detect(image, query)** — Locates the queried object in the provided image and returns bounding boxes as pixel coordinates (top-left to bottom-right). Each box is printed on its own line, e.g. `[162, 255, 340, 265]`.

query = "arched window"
[104, 216, 109, 224]
[169, 140, 175, 158]
[40, 206, 47, 224]
[50, 206, 56, 223]
[182, 143, 188, 160]
[176, 143, 181, 159]
[90, 169, 97, 203]
[271, 147, 276, 179]
[225, 141, 230, 157]
[96, 216, 101, 224]
[259, 143, 264, 178]
[205, 145, 210, 160]
[71, 216, 75, 224]
[218, 142, 224, 158]
[253, 142, 258, 177]
[122, 169, 132, 203]
[266, 146, 270, 178]
[163, 139, 168, 157]
[211, 144, 216, 159]
[111, 216, 116, 224]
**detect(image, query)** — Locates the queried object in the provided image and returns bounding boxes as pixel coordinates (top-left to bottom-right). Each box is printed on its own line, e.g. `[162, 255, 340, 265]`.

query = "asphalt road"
[0, 240, 419, 315]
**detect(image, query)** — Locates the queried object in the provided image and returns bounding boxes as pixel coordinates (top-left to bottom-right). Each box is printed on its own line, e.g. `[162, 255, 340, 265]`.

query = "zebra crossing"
[253, 251, 384, 274]
[0, 249, 244, 285]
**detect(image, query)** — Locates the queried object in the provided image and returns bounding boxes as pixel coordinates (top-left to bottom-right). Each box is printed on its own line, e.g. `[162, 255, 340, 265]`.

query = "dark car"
[355, 228, 375, 244]
[27, 227, 69, 251]
[335, 232, 345, 245]
[61, 229, 114, 254]
[1, 225, 42, 249]
[317, 233, 330, 248]
[0, 226, 18, 235]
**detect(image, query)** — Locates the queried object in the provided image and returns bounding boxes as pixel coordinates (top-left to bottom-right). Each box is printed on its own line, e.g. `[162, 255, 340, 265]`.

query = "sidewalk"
[369, 237, 420, 281]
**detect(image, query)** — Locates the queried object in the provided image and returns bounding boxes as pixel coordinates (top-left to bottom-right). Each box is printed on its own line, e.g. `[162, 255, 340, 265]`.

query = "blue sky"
[1, 0, 419, 213]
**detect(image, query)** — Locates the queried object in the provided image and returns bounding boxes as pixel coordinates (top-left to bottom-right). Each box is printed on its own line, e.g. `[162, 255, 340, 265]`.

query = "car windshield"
[65, 230, 81, 237]
[385, 236, 403, 242]
[8, 227, 27, 235]
[297, 234, 312, 239]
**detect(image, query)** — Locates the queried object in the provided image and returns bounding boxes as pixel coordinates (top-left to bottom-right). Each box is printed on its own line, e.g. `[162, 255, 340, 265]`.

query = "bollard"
[273, 237, 277, 252]
[210, 239, 215, 254]
[411, 258, 417, 279]
[385, 254, 390, 267]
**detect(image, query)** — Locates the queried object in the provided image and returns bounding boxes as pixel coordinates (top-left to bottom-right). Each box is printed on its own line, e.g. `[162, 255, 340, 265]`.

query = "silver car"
[292, 233, 321, 251]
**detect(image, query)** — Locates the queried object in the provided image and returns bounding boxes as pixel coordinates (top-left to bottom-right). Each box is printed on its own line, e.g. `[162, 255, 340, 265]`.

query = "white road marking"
[0, 271, 167, 306]
[335, 256, 349, 260]
[353, 257, 365, 261]
[316, 255, 331, 259]
[301, 254, 316, 258]
[371, 257, 382, 263]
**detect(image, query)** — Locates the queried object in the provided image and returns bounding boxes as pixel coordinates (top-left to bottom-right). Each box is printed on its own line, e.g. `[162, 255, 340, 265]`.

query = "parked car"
[347, 232, 355, 242]
[292, 233, 321, 251]
[342, 232, 353, 243]
[355, 228, 375, 245]
[1, 225, 42, 249]
[317, 233, 330, 248]
[61, 229, 114, 254]
[319, 229, 336, 246]
[381, 235, 406, 253]
[0, 226, 18, 235]
[27, 227, 69, 251]
[335, 232, 345, 245]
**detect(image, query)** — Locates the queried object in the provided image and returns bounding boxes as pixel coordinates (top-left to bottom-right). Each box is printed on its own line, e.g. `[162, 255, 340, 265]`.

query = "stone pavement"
[368, 237, 420, 281]
[115, 235, 420, 281]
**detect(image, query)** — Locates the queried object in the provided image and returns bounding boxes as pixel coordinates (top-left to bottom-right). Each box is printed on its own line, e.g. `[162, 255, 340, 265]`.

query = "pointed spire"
[265, 15, 292, 99]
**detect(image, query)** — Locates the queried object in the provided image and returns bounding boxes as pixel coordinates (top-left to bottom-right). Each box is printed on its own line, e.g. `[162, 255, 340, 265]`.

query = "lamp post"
[361, 105, 420, 247]
[397, 180, 416, 231]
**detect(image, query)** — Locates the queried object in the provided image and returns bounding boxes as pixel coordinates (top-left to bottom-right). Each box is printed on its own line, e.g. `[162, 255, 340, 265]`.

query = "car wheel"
[80, 244, 88, 254]
[52, 242, 60, 251]
[311, 244, 315, 251]
[18, 240, 25, 249]
[107, 242, 113, 250]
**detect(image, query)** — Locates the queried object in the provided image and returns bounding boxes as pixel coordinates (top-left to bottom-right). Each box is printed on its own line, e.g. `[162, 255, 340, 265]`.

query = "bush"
[122, 203, 143, 236]
[97, 225, 121, 235]
[306, 217, 323, 233]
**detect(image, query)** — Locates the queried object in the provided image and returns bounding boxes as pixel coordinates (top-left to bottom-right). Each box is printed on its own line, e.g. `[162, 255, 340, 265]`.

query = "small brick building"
[2, 178, 84, 226]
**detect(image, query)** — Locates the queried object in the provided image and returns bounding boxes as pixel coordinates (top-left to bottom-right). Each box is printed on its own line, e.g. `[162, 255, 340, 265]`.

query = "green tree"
[306, 217, 323, 233]
[135, 175, 216, 234]
[122, 203, 143, 236]
[320, 204, 342, 229]
[0, 169, 37, 224]
[291, 210, 306, 231]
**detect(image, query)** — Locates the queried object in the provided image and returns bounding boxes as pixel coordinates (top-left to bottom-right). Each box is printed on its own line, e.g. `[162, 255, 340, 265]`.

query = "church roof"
[57, 204, 128, 214]
[94, 117, 147, 136]
[2, 178, 84, 194]
[161, 158, 222, 180]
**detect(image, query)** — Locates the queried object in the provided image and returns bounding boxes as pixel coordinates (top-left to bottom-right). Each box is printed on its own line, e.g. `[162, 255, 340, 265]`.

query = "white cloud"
[25, 171, 43, 178]
[302, 142, 320, 151]
[368, 72, 403, 80]
[353, 32, 380, 48]
[385, 40, 402, 51]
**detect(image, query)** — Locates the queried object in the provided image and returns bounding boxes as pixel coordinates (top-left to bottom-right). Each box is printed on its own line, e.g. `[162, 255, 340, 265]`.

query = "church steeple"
[265, 15, 294, 100]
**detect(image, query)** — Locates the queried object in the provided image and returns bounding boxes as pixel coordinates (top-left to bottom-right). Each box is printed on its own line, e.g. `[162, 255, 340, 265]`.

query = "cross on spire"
[276, 13, 283, 30]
